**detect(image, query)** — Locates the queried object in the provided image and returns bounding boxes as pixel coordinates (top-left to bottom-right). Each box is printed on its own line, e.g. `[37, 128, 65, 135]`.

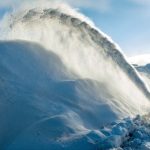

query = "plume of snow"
[0, 0, 150, 115]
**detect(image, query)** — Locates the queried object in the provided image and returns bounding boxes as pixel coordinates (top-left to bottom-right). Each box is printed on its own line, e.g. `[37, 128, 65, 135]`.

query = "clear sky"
[0, 0, 150, 56]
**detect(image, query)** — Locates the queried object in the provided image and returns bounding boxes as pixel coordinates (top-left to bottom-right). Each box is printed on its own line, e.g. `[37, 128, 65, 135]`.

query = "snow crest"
[1, 8, 150, 99]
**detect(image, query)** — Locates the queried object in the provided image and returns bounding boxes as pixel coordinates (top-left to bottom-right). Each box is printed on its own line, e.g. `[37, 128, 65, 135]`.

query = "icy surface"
[0, 41, 150, 150]
[121, 115, 150, 150]
[97, 114, 150, 150]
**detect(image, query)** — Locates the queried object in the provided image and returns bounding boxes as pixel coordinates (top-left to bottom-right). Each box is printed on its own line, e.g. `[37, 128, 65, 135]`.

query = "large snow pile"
[0, 4, 150, 150]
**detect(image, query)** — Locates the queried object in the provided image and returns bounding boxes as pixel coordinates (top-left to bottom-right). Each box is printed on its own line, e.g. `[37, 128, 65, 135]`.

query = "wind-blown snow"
[0, 3, 150, 150]
[1, 7, 150, 98]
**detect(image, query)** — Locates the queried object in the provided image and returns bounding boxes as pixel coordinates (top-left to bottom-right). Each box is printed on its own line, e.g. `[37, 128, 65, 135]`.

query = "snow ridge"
[2, 8, 150, 99]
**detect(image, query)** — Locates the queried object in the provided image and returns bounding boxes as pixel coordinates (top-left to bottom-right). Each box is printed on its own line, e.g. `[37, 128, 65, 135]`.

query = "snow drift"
[0, 4, 150, 150]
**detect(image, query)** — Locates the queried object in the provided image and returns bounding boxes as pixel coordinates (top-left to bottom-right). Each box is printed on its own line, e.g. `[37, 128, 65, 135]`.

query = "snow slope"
[134, 63, 150, 90]
[0, 41, 118, 149]
[1, 8, 150, 98]
[0, 6, 150, 150]
[129, 54, 150, 90]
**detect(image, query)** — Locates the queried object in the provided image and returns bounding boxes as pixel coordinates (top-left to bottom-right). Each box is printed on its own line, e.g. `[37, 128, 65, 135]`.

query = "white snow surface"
[129, 54, 150, 66]
[97, 114, 150, 150]
[0, 5, 150, 150]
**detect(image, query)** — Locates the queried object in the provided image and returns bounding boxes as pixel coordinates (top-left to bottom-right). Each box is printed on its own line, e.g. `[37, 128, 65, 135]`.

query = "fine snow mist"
[0, 1, 150, 116]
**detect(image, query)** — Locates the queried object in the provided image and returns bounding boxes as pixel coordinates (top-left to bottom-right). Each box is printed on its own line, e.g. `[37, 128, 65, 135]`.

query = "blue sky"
[0, 0, 150, 56]
[76, 0, 150, 56]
